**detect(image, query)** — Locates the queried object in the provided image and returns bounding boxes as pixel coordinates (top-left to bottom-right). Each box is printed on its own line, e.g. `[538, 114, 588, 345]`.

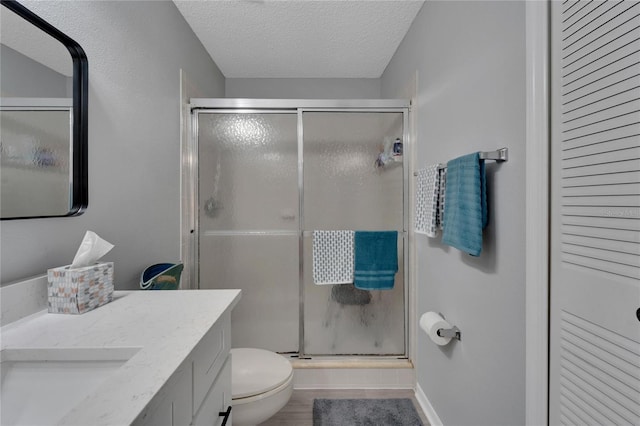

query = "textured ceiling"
[174, 0, 424, 78]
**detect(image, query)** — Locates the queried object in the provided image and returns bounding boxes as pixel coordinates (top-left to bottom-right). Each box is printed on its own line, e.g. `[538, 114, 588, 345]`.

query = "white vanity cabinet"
[134, 312, 233, 426]
[1, 289, 240, 426]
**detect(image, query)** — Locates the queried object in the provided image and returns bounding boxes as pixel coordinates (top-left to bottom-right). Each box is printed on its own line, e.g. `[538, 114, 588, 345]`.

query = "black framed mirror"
[1, 0, 88, 219]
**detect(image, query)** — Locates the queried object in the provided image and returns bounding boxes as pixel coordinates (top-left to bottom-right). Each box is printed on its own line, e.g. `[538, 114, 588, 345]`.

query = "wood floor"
[259, 389, 430, 426]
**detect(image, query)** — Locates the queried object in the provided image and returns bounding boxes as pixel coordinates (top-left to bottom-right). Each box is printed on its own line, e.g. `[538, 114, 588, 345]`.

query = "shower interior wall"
[191, 101, 409, 358]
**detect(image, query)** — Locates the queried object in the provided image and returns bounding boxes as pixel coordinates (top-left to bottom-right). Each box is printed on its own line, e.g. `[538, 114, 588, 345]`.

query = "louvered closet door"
[549, 1, 640, 425]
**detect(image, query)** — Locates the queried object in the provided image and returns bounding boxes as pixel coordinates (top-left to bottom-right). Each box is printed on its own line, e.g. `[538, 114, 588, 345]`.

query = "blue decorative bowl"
[140, 263, 183, 290]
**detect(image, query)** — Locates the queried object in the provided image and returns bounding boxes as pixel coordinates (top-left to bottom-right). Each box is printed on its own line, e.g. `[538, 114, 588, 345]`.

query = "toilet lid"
[231, 348, 293, 399]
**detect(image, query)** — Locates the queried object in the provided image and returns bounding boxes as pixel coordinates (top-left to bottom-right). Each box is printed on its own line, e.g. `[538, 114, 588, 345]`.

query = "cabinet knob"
[218, 406, 232, 426]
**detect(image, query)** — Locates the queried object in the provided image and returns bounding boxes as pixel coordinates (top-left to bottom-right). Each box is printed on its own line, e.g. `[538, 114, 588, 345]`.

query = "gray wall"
[381, 2, 526, 425]
[0, 44, 71, 98]
[225, 78, 381, 98]
[1, 1, 225, 288]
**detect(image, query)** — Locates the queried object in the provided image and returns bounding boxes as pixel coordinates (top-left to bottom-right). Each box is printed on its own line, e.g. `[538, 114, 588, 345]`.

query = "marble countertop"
[0, 289, 241, 425]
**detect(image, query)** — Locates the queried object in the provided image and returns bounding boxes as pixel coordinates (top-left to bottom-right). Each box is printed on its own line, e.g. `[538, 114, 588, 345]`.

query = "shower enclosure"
[185, 99, 409, 358]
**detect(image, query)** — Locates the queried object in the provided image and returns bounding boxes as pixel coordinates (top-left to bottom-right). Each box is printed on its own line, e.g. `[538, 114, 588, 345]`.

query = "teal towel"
[353, 231, 398, 290]
[442, 152, 487, 256]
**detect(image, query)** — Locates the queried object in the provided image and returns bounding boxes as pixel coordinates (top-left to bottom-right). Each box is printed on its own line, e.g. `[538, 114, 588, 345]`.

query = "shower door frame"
[185, 99, 411, 358]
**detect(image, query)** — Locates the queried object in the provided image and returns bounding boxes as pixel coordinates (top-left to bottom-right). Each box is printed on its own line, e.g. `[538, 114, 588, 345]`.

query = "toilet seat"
[231, 348, 293, 399]
[232, 370, 293, 405]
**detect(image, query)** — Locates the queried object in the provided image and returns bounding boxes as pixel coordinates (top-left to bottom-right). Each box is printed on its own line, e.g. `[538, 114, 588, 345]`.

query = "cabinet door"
[134, 364, 192, 426]
[137, 399, 173, 426]
[192, 356, 232, 426]
[193, 313, 229, 413]
[171, 366, 193, 426]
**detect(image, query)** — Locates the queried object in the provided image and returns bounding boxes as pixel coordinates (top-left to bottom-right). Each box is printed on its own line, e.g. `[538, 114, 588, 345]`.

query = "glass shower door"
[302, 111, 405, 356]
[197, 112, 299, 353]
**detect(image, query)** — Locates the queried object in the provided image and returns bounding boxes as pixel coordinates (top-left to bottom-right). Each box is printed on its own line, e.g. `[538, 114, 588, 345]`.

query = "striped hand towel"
[441, 152, 487, 256]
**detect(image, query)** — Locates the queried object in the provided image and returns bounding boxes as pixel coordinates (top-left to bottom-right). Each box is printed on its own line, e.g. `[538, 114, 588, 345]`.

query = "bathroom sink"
[0, 347, 140, 426]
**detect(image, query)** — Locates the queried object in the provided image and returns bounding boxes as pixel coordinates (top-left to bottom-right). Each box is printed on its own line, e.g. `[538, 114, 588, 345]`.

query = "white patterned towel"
[312, 230, 354, 285]
[438, 167, 447, 230]
[415, 165, 442, 237]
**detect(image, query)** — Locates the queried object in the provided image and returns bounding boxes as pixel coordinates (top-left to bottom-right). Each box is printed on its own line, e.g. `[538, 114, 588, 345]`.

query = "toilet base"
[231, 372, 294, 426]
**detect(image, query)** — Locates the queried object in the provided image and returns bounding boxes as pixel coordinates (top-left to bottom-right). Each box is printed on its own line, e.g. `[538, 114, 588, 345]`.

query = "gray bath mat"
[313, 398, 424, 426]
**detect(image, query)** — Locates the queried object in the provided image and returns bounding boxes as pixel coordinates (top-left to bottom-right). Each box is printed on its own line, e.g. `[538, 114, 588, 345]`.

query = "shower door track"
[190, 98, 409, 109]
[203, 231, 408, 237]
[187, 99, 410, 359]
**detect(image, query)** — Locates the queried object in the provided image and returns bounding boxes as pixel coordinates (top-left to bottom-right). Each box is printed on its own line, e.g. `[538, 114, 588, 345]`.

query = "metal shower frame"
[184, 99, 410, 358]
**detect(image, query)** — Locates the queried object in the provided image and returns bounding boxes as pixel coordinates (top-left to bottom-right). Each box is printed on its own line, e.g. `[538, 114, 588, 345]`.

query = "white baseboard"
[415, 383, 443, 426]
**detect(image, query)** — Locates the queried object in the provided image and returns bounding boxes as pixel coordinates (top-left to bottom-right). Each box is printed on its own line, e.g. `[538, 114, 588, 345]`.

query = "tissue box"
[47, 262, 114, 314]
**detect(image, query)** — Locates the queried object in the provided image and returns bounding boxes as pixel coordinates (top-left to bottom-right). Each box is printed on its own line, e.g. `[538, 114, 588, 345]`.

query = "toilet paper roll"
[419, 312, 452, 346]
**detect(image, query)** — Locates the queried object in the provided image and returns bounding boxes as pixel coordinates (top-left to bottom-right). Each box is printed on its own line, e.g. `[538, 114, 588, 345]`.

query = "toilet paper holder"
[437, 325, 461, 340]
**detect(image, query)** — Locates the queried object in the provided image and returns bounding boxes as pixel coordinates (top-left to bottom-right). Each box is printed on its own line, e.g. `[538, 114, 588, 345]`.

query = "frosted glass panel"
[303, 235, 405, 355]
[198, 113, 298, 231]
[197, 112, 299, 353]
[199, 234, 299, 353]
[302, 112, 405, 355]
[303, 112, 404, 230]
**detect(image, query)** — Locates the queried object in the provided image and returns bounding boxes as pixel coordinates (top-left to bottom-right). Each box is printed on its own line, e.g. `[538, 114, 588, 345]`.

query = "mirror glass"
[1, 1, 88, 219]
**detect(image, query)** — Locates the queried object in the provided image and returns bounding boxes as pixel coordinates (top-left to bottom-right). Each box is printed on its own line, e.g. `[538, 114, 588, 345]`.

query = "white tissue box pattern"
[47, 262, 114, 314]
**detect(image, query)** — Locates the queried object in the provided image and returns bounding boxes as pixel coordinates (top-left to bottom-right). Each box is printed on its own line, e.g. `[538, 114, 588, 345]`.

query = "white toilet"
[231, 348, 294, 426]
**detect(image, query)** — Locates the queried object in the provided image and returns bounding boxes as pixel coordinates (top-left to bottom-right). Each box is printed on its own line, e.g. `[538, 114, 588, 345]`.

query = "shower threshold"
[286, 356, 415, 389]
[288, 355, 413, 369]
